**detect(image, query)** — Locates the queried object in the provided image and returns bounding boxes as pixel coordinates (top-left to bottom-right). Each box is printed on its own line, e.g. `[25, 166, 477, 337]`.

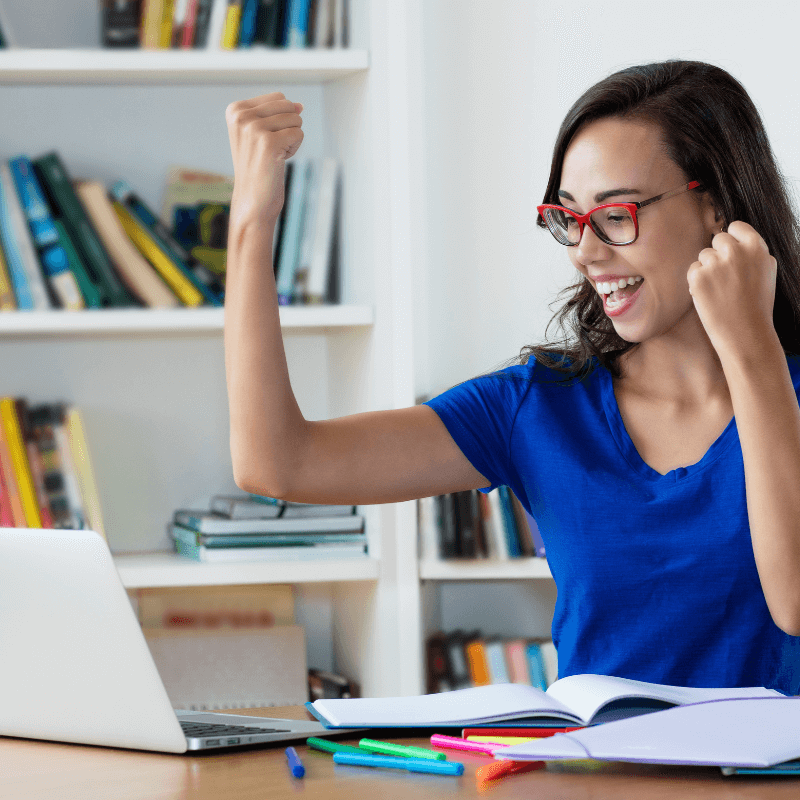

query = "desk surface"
[2, 705, 799, 800]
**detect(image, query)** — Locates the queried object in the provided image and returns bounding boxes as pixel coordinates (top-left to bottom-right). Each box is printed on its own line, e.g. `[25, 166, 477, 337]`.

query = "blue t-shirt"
[423, 354, 800, 695]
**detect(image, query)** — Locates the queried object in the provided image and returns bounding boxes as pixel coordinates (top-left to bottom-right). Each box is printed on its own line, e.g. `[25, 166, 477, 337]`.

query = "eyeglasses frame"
[537, 180, 702, 246]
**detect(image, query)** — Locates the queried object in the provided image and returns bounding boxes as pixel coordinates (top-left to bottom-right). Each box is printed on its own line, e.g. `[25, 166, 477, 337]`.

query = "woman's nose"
[575, 221, 611, 263]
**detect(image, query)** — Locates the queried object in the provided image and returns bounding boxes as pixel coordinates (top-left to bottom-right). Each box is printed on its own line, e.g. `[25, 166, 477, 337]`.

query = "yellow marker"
[466, 735, 541, 745]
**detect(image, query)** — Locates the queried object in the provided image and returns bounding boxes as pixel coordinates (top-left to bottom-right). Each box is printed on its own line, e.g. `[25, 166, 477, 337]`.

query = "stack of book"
[0, 152, 341, 311]
[101, 0, 350, 51]
[0, 398, 104, 538]
[426, 630, 557, 695]
[170, 493, 367, 562]
[417, 486, 546, 561]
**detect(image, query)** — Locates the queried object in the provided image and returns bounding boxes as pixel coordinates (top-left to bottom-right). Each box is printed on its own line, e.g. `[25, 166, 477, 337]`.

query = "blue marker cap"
[285, 745, 305, 778]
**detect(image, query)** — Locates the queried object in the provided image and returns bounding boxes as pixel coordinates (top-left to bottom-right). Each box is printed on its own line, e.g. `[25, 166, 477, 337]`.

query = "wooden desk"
[2, 705, 799, 800]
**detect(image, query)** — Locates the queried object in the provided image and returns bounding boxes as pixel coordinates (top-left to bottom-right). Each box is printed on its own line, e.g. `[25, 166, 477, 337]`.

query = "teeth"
[598, 276, 643, 296]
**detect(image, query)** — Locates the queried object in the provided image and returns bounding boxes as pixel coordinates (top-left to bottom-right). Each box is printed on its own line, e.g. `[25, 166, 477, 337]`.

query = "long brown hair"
[499, 59, 800, 384]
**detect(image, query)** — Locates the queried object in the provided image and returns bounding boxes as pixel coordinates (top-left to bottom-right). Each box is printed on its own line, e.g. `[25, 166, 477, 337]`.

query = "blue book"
[0, 163, 34, 309]
[525, 642, 547, 691]
[485, 640, 510, 684]
[9, 155, 83, 307]
[498, 485, 521, 557]
[285, 0, 311, 47]
[109, 180, 222, 306]
[238, 0, 259, 46]
[275, 159, 309, 304]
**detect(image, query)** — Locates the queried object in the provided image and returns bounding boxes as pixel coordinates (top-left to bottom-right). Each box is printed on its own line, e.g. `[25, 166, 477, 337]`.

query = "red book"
[181, 0, 200, 46]
[462, 726, 585, 738]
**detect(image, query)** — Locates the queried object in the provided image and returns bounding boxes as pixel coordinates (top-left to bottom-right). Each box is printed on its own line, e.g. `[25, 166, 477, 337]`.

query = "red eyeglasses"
[537, 180, 701, 246]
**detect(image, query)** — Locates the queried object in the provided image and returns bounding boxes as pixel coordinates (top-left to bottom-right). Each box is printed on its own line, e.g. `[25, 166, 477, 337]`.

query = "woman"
[224, 60, 800, 694]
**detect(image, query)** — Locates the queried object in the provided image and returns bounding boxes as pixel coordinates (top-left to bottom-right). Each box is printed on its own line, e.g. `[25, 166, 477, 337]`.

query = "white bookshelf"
[419, 557, 553, 581]
[0, 0, 423, 698]
[0, 305, 373, 335]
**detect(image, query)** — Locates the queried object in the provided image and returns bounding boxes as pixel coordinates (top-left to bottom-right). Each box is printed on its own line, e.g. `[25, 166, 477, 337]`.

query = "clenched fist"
[225, 92, 304, 227]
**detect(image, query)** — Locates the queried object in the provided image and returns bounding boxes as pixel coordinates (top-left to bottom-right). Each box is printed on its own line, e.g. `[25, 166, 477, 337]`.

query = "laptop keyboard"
[180, 720, 290, 738]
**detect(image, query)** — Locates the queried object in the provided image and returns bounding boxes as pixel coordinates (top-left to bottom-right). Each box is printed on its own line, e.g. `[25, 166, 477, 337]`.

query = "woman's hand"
[687, 220, 778, 359]
[225, 92, 304, 227]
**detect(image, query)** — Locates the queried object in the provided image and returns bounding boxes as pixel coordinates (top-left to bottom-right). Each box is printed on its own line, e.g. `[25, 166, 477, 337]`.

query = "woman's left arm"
[689, 220, 800, 635]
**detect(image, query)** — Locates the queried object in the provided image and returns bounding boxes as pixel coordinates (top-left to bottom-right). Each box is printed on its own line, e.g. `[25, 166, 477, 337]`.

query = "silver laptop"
[0, 527, 343, 753]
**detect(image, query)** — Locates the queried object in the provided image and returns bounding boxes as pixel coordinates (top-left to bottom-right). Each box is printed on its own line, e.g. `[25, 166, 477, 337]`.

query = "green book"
[32, 152, 134, 307]
[51, 221, 103, 308]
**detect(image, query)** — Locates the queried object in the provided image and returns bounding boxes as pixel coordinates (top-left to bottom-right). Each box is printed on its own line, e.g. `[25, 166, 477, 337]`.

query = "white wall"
[416, 0, 800, 400]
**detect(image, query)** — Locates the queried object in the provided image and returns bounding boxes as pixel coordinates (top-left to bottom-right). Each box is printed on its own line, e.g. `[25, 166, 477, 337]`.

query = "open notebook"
[492, 696, 800, 768]
[308, 674, 781, 728]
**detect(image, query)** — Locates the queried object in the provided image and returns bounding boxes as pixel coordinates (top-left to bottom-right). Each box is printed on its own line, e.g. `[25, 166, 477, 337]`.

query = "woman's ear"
[700, 191, 724, 235]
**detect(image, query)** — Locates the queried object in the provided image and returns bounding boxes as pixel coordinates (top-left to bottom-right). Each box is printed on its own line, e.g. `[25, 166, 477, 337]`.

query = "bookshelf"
[0, 0, 422, 698]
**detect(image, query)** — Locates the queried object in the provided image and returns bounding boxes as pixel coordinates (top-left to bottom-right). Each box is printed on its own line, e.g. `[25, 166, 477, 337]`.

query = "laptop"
[0, 527, 346, 753]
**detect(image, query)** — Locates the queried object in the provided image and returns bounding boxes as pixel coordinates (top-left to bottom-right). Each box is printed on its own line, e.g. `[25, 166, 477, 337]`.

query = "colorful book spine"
[504, 639, 532, 685]
[180, 0, 201, 46]
[0, 234, 17, 309]
[498, 485, 521, 557]
[465, 639, 491, 687]
[285, 0, 311, 47]
[141, 0, 167, 48]
[221, 0, 243, 48]
[110, 180, 222, 305]
[51, 220, 103, 309]
[101, 0, 143, 48]
[64, 407, 106, 541]
[0, 413, 26, 526]
[159, 0, 177, 47]
[275, 158, 309, 304]
[112, 201, 204, 306]
[0, 450, 15, 525]
[52, 405, 87, 530]
[485, 639, 510, 684]
[10, 156, 84, 310]
[0, 397, 43, 528]
[525, 641, 547, 691]
[32, 152, 134, 307]
[237, 0, 258, 46]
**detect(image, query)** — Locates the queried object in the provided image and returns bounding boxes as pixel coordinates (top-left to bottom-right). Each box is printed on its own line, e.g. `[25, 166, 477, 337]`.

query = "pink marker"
[430, 733, 499, 755]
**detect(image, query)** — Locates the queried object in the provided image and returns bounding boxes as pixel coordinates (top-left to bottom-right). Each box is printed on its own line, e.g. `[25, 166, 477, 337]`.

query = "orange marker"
[476, 759, 546, 783]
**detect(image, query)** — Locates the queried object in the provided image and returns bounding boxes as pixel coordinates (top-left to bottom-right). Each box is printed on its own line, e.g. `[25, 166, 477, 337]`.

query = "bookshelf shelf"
[0, 305, 373, 336]
[419, 558, 553, 581]
[114, 551, 380, 588]
[0, 48, 370, 85]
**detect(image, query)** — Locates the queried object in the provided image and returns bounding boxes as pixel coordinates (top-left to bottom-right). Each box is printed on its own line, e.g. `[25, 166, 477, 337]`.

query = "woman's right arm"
[224, 92, 490, 505]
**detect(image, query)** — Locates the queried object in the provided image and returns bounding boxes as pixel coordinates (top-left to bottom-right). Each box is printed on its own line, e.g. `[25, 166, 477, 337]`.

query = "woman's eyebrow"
[558, 188, 642, 203]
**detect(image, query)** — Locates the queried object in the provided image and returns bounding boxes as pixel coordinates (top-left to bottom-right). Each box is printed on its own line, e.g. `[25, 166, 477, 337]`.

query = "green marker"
[358, 737, 447, 761]
[306, 737, 364, 755]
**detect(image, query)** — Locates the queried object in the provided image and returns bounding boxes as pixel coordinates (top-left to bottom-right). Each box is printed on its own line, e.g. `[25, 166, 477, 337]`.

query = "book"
[0, 1, 16, 48]
[179, 0, 201, 46]
[109, 180, 222, 305]
[32, 152, 134, 307]
[9, 156, 83, 310]
[308, 675, 783, 729]
[211, 493, 355, 519]
[312, 0, 332, 47]
[285, 0, 311, 47]
[191, 0, 215, 46]
[0, 229, 16, 309]
[204, 0, 229, 49]
[0, 397, 42, 527]
[112, 201, 204, 306]
[0, 161, 51, 310]
[170, 522, 367, 548]
[492, 696, 800, 768]
[63, 407, 106, 540]
[525, 642, 547, 691]
[504, 639, 532, 686]
[173, 509, 364, 534]
[170, 0, 191, 46]
[141, 0, 166, 48]
[51, 220, 104, 309]
[102, 0, 143, 47]
[74, 181, 179, 308]
[275, 158, 309, 304]
[17, 400, 54, 528]
[485, 639, 510, 685]
[483, 489, 509, 559]
[0, 407, 26, 526]
[465, 638, 491, 686]
[303, 157, 339, 303]
[221, 0, 243, 48]
[173, 536, 367, 562]
[497, 485, 521, 557]
[51, 405, 88, 530]
[237, 0, 258, 46]
[252, 0, 284, 47]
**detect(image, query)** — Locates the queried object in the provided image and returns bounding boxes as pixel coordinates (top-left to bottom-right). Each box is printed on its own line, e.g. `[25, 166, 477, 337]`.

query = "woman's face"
[558, 116, 719, 344]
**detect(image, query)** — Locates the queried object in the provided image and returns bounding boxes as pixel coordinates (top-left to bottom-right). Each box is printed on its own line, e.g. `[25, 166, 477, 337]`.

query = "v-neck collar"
[598, 361, 737, 482]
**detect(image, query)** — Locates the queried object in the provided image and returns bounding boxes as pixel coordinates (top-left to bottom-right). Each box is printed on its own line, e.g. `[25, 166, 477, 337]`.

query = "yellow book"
[112, 201, 204, 307]
[0, 398, 42, 528]
[159, 0, 176, 48]
[64, 407, 106, 542]
[0, 237, 16, 310]
[221, 0, 242, 49]
[141, 0, 166, 49]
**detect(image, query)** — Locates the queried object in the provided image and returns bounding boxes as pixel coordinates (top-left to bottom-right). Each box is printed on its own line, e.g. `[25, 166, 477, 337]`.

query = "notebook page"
[493, 697, 800, 766]
[311, 683, 582, 727]
[546, 674, 781, 725]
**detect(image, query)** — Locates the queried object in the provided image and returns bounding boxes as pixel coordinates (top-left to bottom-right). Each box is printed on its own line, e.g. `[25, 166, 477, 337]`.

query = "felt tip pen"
[359, 737, 447, 760]
[285, 746, 305, 778]
[476, 759, 546, 782]
[430, 733, 499, 755]
[333, 752, 464, 775]
[306, 737, 364, 755]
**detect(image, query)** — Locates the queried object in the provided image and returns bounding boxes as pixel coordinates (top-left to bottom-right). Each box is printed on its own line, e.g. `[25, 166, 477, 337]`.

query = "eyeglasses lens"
[543, 206, 636, 245]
